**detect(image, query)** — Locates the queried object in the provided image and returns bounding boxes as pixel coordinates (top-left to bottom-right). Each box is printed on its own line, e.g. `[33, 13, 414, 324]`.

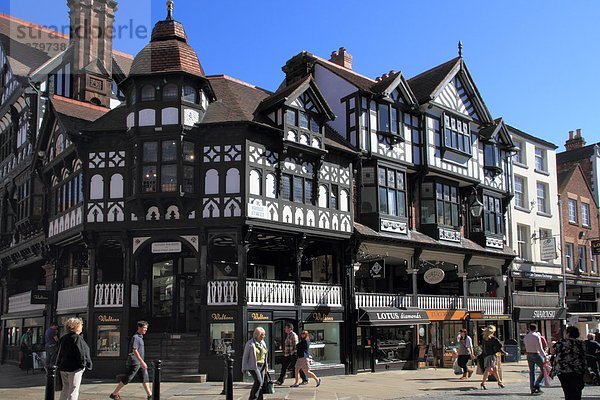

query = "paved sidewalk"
[1, 361, 599, 399]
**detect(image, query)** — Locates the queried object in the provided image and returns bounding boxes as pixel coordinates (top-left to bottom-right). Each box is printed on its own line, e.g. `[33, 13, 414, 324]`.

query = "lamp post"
[344, 262, 361, 375]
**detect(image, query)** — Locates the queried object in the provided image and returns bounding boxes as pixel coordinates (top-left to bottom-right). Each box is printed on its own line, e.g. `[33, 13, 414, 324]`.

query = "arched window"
[205, 169, 219, 194]
[109, 174, 124, 198]
[340, 189, 349, 212]
[163, 83, 178, 101]
[182, 85, 197, 103]
[225, 168, 240, 193]
[318, 185, 328, 208]
[265, 173, 276, 198]
[141, 85, 155, 102]
[249, 170, 261, 195]
[90, 175, 104, 199]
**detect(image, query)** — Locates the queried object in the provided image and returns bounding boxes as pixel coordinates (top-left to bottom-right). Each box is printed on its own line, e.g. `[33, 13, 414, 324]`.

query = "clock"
[183, 108, 199, 126]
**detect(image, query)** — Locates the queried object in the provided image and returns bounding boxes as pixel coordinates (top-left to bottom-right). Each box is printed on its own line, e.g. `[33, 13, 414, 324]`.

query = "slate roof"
[50, 95, 109, 133]
[129, 19, 204, 77]
[82, 105, 129, 132]
[557, 142, 599, 163]
[354, 222, 515, 258]
[203, 75, 271, 123]
[407, 57, 460, 104]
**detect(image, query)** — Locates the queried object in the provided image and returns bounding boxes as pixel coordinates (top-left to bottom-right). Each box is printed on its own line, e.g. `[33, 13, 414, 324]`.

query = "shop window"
[210, 323, 234, 355]
[97, 325, 120, 357]
[372, 326, 414, 364]
[152, 260, 174, 317]
[303, 323, 341, 365]
[443, 114, 470, 155]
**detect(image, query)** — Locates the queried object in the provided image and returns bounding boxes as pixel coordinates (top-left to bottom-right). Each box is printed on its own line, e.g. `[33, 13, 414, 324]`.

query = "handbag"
[452, 358, 463, 375]
[54, 341, 63, 392]
[583, 367, 595, 385]
[262, 370, 275, 394]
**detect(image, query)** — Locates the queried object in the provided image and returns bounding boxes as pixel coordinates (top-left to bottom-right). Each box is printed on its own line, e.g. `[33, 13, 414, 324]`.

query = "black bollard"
[45, 365, 56, 400]
[220, 353, 228, 395]
[225, 353, 233, 400]
[152, 360, 162, 400]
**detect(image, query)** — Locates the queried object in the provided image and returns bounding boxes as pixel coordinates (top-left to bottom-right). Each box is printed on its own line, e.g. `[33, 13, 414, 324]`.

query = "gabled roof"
[407, 57, 493, 123]
[480, 118, 514, 148]
[258, 75, 335, 120]
[557, 142, 600, 163]
[83, 105, 129, 132]
[203, 75, 272, 124]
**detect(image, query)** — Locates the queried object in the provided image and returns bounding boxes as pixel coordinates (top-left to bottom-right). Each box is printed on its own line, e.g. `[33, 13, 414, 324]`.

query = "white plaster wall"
[313, 64, 357, 137]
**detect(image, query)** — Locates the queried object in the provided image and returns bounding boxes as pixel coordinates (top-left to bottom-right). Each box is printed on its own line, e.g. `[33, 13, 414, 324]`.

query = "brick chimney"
[329, 47, 352, 70]
[68, 0, 117, 107]
[565, 128, 586, 151]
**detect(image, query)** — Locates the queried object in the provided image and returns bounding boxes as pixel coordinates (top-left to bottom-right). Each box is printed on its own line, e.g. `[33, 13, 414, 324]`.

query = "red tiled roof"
[51, 95, 109, 122]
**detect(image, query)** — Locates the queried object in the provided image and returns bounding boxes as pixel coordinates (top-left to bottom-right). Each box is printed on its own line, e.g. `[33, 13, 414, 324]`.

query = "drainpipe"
[557, 194, 567, 336]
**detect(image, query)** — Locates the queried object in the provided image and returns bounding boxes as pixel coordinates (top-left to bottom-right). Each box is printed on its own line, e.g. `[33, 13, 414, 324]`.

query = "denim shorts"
[120, 362, 149, 384]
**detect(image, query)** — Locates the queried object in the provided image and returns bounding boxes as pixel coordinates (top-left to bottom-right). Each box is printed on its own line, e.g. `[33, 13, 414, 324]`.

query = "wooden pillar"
[412, 248, 423, 305]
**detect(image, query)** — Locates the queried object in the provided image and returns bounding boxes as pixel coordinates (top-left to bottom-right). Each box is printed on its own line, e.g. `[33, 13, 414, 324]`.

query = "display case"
[375, 326, 414, 363]
[210, 323, 234, 355]
[303, 323, 340, 365]
[97, 324, 120, 357]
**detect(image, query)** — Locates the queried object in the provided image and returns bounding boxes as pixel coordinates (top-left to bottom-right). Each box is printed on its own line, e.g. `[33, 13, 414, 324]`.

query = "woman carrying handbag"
[56, 318, 93, 400]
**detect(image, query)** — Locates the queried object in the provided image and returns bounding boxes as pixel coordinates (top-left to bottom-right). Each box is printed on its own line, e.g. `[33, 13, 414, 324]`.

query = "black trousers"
[457, 355, 471, 374]
[558, 373, 584, 400]
[276, 354, 307, 383]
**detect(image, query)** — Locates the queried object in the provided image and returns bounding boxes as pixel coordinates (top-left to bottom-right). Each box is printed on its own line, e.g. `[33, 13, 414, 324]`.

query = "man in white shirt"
[523, 323, 545, 395]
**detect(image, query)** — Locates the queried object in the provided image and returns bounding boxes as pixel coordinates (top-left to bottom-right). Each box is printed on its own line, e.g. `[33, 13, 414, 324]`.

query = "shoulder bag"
[54, 340, 63, 392]
[262, 369, 275, 394]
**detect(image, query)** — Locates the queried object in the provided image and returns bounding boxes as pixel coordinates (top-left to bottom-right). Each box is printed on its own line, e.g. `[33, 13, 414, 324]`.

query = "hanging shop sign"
[97, 314, 121, 324]
[151, 241, 182, 254]
[248, 311, 272, 322]
[423, 268, 445, 284]
[592, 240, 600, 256]
[540, 237, 557, 261]
[30, 290, 52, 304]
[210, 312, 235, 322]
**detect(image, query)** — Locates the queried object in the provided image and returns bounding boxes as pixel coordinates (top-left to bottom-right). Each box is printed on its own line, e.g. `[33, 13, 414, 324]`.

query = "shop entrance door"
[356, 327, 373, 372]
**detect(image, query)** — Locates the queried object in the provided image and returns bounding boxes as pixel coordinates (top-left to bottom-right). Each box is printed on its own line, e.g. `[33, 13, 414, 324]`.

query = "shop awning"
[513, 307, 567, 320]
[358, 307, 430, 326]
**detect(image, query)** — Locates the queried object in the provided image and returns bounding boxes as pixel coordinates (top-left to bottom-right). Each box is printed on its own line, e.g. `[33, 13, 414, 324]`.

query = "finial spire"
[167, 0, 174, 20]
[458, 40, 463, 58]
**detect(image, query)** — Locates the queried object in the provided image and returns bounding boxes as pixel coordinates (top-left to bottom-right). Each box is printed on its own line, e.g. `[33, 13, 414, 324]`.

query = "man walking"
[44, 322, 59, 369]
[585, 333, 600, 384]
[456, 328, 474, 379]
[275, 323, 307, 386]
[523, 323, 545, 394]
[110, 321, 152, 400]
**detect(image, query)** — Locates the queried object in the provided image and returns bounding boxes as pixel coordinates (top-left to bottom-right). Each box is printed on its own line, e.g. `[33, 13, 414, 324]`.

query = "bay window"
[421, 181, 459, 227]
[443, 114, 471, 154]
[378, 167, 406, 217]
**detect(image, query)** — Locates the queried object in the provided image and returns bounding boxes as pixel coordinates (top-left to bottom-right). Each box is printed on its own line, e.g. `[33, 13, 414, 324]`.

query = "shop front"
[468, 312, 511, 347]
[89, 312, 123, 377]
[199, 309, 238, 381]
[514, 306, 566, 352]
[357, 307, 429, 372]
[301, 308, 344, 375]
[425, 309, 467, 367]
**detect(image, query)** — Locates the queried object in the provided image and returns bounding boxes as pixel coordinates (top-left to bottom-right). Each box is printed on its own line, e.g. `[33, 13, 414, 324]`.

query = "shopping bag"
[453, 359, 463, 375]
[262, 370, 275, 394]
[543, 361, 552, 387]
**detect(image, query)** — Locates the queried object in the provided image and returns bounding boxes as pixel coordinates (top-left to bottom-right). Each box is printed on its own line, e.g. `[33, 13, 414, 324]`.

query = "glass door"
[152, 258, 175, 332]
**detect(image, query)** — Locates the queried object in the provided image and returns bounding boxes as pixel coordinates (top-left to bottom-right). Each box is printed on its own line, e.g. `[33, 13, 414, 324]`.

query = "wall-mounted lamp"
[579, 231, 586, 240]
[353, 262, 361, 274]
[469, 188, 484, 218]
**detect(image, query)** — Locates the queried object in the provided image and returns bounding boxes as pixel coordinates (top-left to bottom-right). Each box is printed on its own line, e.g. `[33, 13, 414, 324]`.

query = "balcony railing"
[94, 283, 139, 308]
[207, 280, 238, 305]
[467, 297, 504, 315]
[247, 279, 295, 306]
[513, 291, 561, 308]
[417, 294, 463, 309]
[301, 283, 342, 307]
[7, 291, 46, 314]
[57, 285, 88, 312]
[356, 293, 413, 308]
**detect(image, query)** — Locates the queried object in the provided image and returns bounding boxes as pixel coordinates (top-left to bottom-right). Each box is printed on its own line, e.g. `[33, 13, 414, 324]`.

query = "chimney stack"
[329, 47, 353, 70]
[565, 128, 586, 151]
[68, 0, 118, 107]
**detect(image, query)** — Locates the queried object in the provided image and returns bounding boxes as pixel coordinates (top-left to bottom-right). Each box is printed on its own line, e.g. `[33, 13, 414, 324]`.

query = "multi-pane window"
[377, 103, 400, 136]
[182, 85, 198, 103]
[436, 182, 459, 226]
[378, 167, 407, 217]
[16, 181, 31, 221]
[53, 172, 83, 214]
[484, 142, 501, 171]
[536, 182, 548, 214]
[141, 140, 190, 193]
[579, 245, 587, 272]
[286, 109, 320, 133]
[443, 114, 471, 154]
[141, 85, 156, 102]
[483, 195, 502, 235]
[513, 140, 524, 165]
[330, 185, 338, 210]
[582, 203, 591, 226]
[517, 224, 530, 260]
[281, 175, 292, 201]
[565, 243, 574, 270]
[514, 175, 526, 209]
[591, 249, 597, 273]
[568, 199, 578, 223]
[163, 83, 178, 101]
[281, 174, 313, 205]
[405, 113, 421, 164]
[534, 148, 546, 172]
[182, 141, 195, 193]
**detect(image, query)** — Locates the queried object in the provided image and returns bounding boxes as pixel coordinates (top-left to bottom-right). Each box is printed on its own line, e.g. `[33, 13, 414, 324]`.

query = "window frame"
[536, 182, 548, 214]
[565, 243, 574, 271]
[568, 199, 578, 223]
[483, 194, 503, 235]
[517, 224, 530, 260]
[534, 147, 547, 172]
[513, 140, 525, 165]
[376, 102, 404, 141]
[514, 175, 526, 209]
[378, 166, 407, 218]
[581, 202, 591, 227]
[578, 245, 587, 273]
[442, 113, 471, 156]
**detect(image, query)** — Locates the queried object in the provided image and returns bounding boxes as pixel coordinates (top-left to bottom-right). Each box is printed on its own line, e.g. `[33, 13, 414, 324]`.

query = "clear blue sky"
[2, 0, 599, 150]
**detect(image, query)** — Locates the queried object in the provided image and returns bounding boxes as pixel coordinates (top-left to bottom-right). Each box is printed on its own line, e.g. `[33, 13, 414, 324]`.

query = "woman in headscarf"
[242, 327, 268, 400]
[479, 325, 504, 389]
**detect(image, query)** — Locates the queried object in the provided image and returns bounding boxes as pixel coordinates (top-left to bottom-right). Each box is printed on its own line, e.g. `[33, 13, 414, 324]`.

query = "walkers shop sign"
[514, 307, 566, 320]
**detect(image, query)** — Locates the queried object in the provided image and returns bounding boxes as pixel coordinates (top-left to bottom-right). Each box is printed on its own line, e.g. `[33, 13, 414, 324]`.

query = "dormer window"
[443, 113, 471, 155]
[377, 102, 401, 138]
[285, 108, 321, 134]
[141, 85, 156, 102]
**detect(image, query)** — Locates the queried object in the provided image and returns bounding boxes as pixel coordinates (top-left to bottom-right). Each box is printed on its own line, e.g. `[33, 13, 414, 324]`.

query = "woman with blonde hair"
[478, 325, 504, 390]
[290, 330, 321, 388]
[56, 317, 92, 400]
[242, 327, 268, 400]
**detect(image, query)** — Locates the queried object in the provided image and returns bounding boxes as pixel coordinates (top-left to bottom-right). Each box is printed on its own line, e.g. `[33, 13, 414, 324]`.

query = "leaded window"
[436, 182, 459, 226]
[443, 114, 471, 154]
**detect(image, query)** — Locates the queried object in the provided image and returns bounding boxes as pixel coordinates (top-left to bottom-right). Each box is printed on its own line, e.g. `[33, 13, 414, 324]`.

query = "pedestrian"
[56, 317, 92, 400]
[242, 326, 269, 400]
[275, 323, 308, 386]
[456, 328, 474, 379]
[552, 326, 587, 400]
[585, 333, 600, 383]
[110, 321, 152, 400]
[19, 328, 33, 370]
[478, 325, 504, 390]
[290, 330, 321, 388]
[44, 322, 59, 369]
[523, 323, 545, 394]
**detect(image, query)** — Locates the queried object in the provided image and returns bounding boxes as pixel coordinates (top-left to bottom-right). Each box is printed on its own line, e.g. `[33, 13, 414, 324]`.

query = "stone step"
[161, 373, 207, 383]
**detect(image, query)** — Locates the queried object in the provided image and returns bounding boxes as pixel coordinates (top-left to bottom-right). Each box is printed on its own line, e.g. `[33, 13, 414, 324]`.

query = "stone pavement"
[1, 362, 600, 399]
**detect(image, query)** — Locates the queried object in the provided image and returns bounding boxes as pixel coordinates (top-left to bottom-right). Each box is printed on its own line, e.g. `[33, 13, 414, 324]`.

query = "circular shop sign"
[424, 267, 445, 284]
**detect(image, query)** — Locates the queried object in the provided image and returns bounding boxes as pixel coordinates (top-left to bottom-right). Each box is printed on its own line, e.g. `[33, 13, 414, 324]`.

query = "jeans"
[248, 363, 265, 400]
[457, 355, 471, 375]
[276, 354, 307, 383]
[558, 372, 584, 400]
[527, 353, 545, 392]
[59, 370, 84, 400]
